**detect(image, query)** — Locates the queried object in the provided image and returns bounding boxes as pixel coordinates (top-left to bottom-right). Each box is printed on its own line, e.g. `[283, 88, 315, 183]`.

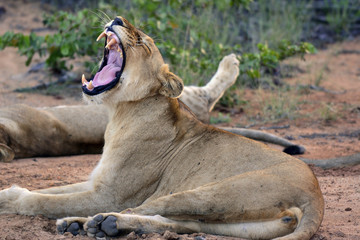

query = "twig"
[260, 125, 290, 130]
[299, 153, 360, 169]
[299, 84, 346, 94]
[299, 129, 360, 139]
[15, 72, 79, 92]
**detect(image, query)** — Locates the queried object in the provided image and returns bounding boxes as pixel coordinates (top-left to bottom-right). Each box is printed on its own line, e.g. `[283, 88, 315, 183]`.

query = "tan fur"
[0, 17, 323, 239]
[0, 104, 106, 162]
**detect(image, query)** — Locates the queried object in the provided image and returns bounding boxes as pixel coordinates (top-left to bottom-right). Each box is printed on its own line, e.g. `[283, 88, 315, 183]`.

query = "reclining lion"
[0, 16, 323, 239]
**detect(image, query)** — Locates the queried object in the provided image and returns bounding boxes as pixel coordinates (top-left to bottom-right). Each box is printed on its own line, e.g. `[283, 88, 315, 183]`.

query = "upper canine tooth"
[96, 32, 106, 42]
[117, 45, 122, 52]
[82, 74, 88, 85]
[88, 80, 94, 90]
[105, 38, 117, 49]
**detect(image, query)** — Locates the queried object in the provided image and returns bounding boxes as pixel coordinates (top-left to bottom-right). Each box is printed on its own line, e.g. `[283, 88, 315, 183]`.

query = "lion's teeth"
[96, 32, 106, 42]
[105, 38, 117, 49]
[82, 74, 88, 85]
[88, 80, 94, 90]
[117, 45, 121, 53]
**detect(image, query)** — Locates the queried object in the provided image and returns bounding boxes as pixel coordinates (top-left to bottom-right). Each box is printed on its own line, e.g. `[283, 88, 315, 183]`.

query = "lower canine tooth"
[88, 80, 94, 90]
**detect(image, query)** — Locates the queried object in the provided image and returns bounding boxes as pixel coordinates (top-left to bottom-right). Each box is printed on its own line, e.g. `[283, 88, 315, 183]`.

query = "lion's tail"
[274, 199, 324, 240]
[198, 202, 323, 240]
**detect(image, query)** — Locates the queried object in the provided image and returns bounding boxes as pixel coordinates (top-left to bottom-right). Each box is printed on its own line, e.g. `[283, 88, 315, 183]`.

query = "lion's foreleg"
[0, 185, 116, 219]
[34, 181, 91, 194]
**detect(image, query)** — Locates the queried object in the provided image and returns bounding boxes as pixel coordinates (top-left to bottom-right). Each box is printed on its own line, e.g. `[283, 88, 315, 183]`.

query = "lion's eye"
[112, 18, 124, 27]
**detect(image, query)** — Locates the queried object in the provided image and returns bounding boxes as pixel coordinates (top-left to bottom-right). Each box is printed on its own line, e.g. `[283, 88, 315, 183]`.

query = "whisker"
[91, 19, 107, 30]
[97, 9, 112, 22]
[150, 35, 163, 43]
[136, 21, 148, 32]
[105, 8, 117, 20]
[90, 25, 105, 30]
[89, 9, 109, 26]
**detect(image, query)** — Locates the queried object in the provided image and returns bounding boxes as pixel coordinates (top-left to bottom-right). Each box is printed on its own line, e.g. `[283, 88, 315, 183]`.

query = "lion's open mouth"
[82, 29, 126, 95]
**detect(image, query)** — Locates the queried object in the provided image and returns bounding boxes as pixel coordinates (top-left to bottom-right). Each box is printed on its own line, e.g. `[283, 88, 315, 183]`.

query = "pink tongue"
[92, 50, 123, 87]
[92, 64, 121, 87]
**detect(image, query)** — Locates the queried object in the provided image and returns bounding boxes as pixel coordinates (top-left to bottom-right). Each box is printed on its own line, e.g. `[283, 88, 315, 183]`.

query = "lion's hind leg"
[117, 173, 313, 239]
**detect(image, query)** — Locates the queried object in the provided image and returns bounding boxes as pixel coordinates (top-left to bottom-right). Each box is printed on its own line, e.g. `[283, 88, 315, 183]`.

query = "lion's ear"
[158, 64, 184, 98]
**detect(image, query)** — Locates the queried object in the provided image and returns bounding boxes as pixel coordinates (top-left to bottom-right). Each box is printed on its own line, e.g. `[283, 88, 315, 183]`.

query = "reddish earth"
[0, 1, 359, 240]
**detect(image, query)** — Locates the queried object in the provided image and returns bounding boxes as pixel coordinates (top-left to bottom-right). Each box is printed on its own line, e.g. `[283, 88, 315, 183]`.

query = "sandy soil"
[0, 1, 359, 240]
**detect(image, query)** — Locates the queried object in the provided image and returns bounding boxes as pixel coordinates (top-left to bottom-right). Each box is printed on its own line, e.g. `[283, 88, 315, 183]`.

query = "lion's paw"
[57, 214, 121, 238]
[56, 217, 88, 236]
[85, 214, 120, 238]
[217, 54, 240, 83]
[0, 143, 15, 162]
[220, 53, 240, 70]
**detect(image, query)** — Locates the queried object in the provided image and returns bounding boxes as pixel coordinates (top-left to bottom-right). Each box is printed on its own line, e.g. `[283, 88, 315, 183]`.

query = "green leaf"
[60, 44, 70, 56]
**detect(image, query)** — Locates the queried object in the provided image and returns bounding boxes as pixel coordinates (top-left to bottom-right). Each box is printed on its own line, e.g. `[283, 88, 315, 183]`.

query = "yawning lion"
[0, 16, 323, 240]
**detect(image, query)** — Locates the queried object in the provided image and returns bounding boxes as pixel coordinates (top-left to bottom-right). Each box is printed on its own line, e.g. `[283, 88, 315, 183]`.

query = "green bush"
[0, 10, 103, 73]
[238, 41, 316, 87]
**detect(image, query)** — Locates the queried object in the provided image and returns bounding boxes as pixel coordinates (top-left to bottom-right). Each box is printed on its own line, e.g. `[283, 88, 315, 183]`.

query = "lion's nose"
[112, 17, 124, 27]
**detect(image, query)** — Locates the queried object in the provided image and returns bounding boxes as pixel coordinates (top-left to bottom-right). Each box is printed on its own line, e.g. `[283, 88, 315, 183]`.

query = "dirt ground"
[0, 1, 359, 240]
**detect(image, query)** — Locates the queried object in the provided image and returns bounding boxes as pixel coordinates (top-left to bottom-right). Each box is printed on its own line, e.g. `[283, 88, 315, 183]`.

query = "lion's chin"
[82, 29, 126, 96]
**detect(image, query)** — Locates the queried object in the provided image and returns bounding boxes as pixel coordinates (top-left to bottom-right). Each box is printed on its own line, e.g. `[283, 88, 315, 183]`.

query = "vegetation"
[0, 0, 357, 123]
[210, 113, 232, 124]
[0, 10, 102, 73]
[324, 0, 360, 38]
[258, 89, 301, 122]
[0, 0, 315, 83]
